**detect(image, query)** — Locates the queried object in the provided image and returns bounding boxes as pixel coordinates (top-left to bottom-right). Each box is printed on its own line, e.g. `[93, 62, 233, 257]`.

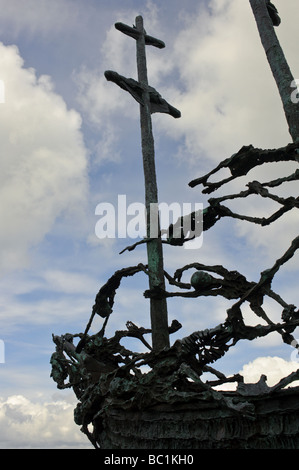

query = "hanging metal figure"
[266, 0, 281, 26]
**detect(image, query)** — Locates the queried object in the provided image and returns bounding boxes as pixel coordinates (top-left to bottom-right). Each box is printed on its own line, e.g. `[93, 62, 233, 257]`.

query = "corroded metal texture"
[95, 388, 299, 449]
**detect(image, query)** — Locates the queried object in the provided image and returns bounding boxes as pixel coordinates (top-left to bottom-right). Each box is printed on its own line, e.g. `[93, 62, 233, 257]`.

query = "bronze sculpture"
[50, 3, 299, 448]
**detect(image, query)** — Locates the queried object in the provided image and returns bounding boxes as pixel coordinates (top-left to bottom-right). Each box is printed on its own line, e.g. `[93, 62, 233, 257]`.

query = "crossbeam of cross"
[104, 15, 181, 351]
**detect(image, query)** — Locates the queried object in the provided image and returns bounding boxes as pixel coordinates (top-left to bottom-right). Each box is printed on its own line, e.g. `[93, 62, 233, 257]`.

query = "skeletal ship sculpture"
[51, 6, 299, 449]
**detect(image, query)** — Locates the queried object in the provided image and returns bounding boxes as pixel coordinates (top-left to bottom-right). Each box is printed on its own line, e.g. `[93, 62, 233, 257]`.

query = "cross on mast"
[104, 15, 181, 351]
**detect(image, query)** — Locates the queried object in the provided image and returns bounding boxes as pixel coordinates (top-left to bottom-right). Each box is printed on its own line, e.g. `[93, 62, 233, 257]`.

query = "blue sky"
[0, 0, 298, 448]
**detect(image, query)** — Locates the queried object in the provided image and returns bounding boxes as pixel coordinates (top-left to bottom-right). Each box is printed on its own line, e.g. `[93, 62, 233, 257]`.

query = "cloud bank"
[0, 394, 92, 449]
[0, 42, 88, 275]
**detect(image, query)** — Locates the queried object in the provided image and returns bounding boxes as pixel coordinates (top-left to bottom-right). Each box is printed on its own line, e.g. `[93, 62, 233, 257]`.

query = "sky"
[0, 0, 298, 449]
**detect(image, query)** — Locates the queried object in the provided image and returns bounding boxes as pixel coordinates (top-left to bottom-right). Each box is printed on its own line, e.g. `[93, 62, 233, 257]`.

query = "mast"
[104, 16, 181, 351]
[249, 0, 299, 142]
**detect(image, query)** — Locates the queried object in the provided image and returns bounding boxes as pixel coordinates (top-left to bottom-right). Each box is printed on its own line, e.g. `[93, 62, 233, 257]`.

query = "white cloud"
[0, 394, 92, 448]
[0, 42, 88, 275]
[240, 356, 299, 387]
[213, 355, 299, 391]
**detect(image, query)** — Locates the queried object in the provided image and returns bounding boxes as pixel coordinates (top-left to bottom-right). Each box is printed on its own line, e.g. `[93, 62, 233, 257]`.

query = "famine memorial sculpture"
[51, 1, 299, 448]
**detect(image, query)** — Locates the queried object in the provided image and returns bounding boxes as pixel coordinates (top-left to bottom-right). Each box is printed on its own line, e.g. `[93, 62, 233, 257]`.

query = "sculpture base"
[93, 387, 299, 449]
